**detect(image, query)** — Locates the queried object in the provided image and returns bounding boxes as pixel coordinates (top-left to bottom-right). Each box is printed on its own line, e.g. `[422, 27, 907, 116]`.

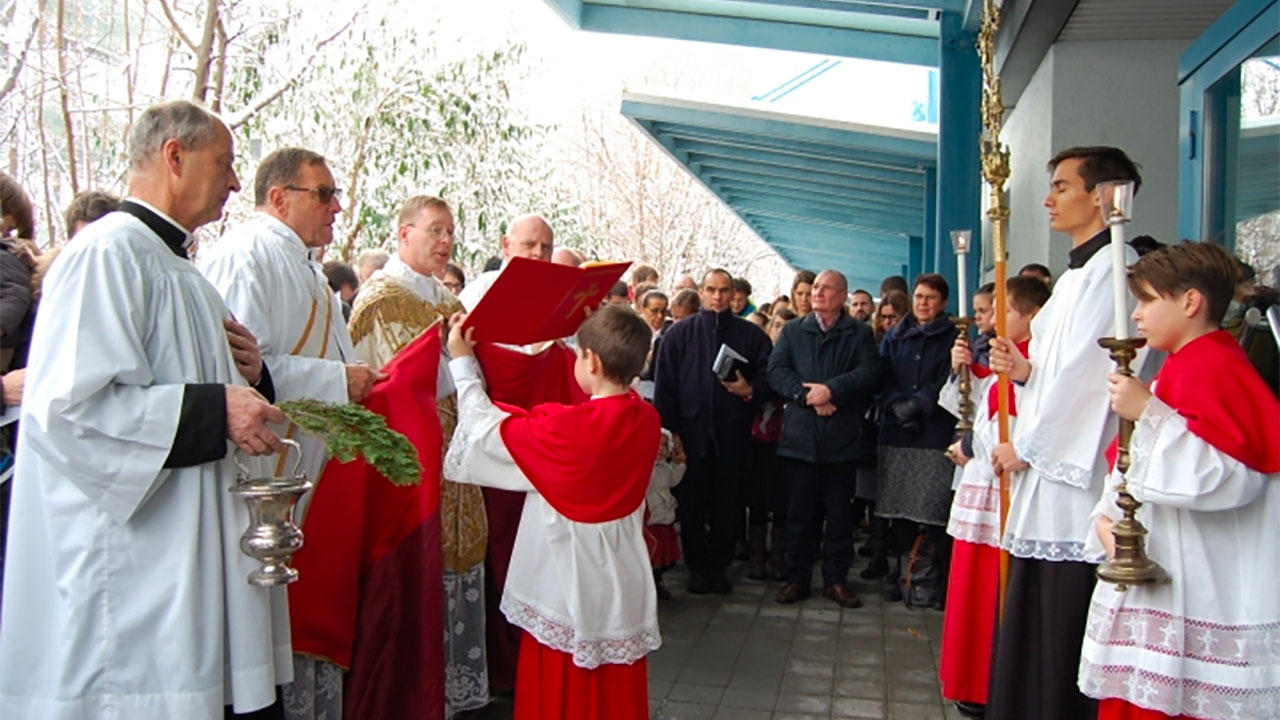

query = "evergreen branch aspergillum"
[278, 399, 422, 487]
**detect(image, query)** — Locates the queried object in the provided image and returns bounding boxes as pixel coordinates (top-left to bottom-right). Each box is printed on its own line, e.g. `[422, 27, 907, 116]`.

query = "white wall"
[998, 38, 1186, 280]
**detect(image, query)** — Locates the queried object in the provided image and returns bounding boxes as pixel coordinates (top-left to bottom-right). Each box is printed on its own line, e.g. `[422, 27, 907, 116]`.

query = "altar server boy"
[445, 304, 662, 720]
[1078, 241, 1280, 720]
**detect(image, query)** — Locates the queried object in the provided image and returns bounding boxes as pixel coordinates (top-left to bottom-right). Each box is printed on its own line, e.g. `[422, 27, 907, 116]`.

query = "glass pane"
[1204, 35, 1280, 285]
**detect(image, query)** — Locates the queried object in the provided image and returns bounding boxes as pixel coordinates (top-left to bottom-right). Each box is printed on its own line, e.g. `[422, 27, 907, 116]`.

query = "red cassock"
[938, 341, 1025, 706]
[496, 389, 661, 720]
[288, 330, 445, 720]
[472, 341, 588, 691]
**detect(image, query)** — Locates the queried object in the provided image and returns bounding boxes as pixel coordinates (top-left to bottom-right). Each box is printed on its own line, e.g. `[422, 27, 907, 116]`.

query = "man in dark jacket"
[768, 270, 880, 608]
[654, 268, 772, 594]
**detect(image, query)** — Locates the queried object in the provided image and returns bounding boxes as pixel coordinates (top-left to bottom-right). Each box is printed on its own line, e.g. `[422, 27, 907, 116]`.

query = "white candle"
[957, 251, 968, 318]
[1109, 220, 1129, 340]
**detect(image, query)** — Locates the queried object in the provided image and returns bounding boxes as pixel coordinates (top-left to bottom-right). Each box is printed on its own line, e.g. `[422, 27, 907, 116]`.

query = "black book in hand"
[712, 343, 750, 382]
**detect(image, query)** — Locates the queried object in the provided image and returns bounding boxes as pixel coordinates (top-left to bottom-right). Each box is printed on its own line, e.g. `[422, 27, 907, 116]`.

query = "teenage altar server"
[445, 304, 662, 720]
[1079, 242, 1280, 720]
[0, 100, 292, 719]
[937, 275, 1049, 717]
[986, 146, 1148, 720]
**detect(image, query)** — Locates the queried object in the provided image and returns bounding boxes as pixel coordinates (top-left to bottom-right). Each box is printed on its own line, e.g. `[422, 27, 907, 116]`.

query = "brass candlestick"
[1095, 337, 1168, 591]
[952, 316, 975, 433]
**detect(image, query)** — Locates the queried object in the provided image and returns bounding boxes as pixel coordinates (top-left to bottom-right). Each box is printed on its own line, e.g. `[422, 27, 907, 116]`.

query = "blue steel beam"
[710, 179, 925, 221]
[750, 230, 910, 265]
[748, 216, 914, 249]
[935, 11, 982, 313]
[690, 158, 927, 201]
[701, 171, 925, 211]
[730, 198, 918, 237]
[677, 143, 928, 188]
[572, 4, 940, 67]
[650, 122, 936, 167]
[625, 101, 938, 160]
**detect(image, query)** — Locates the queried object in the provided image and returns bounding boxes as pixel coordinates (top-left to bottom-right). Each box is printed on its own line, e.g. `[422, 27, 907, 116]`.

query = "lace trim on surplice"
[500, 595, 661, 670]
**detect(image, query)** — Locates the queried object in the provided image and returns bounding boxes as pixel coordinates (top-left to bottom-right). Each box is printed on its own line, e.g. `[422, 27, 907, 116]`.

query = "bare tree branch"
[155, 0, 197, 52]
[0, 5, 42, 106]
[190, 0, 218, 102]
[224, 5, 364, 130]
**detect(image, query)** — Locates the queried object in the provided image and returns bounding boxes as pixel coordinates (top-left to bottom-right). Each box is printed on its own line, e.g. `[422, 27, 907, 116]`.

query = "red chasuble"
[288, 330, 444, 720]
[473, 341, 589, 690]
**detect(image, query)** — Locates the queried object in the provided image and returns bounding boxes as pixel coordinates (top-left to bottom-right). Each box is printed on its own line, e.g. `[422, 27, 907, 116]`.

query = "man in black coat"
[768, 270, 880, 608]
[653, 269, 772, 594]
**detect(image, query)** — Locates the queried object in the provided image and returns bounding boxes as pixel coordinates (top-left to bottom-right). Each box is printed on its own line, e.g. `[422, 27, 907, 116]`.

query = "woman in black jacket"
[874, 273, 959, 607]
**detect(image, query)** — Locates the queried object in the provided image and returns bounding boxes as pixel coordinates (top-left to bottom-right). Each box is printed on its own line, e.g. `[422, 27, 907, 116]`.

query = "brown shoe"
[775, 583, 811, 604]
[823, 584, 863, 609]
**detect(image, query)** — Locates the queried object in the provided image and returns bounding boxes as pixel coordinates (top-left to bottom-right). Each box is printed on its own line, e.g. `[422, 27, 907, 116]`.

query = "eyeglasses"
[878, 313, 899, 321]
[406, 223, 455, 241]
[442, 281, 463, 292]
[284, 185, 342, 204]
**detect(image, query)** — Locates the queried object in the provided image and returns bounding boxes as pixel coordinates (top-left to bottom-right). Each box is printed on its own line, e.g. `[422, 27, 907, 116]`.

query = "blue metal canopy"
[622, 92, 937, 291]
[541, 0, 969, 67]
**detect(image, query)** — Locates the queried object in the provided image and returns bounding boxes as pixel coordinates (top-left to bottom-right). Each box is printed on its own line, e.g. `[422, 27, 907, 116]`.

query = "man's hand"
[448, 312, 477, 358]
[2, 368, 26, 407]
[988, 337, 1031, 383]
[226, 385, 286, 456]
[345, 364, 386, 403]
[802, 382, 832, 407]
[1096, 514, 1117, 559]
[224, 317, 263, 385]
[951, 336, 972, 373]
[946, 440, 969, 467]
[991, 441, 1028, 476]
[1107, 373, 1151, 421]
[721, 370, 752, 399]
[671, 433, 687, 464]
[814, 401, 837, 417]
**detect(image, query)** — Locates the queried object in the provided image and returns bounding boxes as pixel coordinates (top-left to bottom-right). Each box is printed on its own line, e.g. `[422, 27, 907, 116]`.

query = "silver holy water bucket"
[230, 439, 312, 586]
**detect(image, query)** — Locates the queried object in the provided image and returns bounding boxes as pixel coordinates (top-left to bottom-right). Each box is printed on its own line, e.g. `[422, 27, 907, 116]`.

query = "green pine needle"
[278, 399, 423, 487]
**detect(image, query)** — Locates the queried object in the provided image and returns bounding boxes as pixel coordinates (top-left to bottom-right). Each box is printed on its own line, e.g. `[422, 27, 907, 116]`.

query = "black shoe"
[708, 570, 731, 594]
[775, 583, 811, 604]
[859, 558, 889, 580]
[687, 571, 710, 595]
[655, 579, 672, 600]
[955, 701, 986, 718]
[884, 584, 903, 602]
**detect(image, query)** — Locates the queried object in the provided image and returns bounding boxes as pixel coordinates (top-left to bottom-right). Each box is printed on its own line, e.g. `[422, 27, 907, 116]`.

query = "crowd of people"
[0, 100, 1277, 720]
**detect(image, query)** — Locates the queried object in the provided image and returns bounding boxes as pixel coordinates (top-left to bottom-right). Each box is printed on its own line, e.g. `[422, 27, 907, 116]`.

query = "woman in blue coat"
[875, 273, 959, 607]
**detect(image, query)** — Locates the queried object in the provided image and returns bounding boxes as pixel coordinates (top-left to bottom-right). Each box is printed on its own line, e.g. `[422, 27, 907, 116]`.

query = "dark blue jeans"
[784, 459, 856, 588]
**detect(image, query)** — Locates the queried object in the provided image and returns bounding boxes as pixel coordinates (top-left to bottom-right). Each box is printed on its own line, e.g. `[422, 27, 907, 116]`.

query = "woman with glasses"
[442, 263, 465, 296]
[875, 290, 909, 343]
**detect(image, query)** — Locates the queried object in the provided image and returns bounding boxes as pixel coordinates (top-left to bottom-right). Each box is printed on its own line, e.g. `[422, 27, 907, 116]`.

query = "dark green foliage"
[278, 399, 422, 487]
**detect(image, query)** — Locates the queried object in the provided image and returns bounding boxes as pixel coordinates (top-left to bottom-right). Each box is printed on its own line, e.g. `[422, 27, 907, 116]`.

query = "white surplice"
[200, 213, 353, 488]
[0, 209, 292, 719]
[938, 373, 1012, 548]
[1078, 395, 1280, 719]
[445, 356, 661, 669]
[1002, 247, 1148, 562]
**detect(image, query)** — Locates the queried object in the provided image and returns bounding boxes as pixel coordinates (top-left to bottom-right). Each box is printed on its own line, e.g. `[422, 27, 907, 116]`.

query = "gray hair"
[254, 147, 327, 206]
[356, 248, 390, 271]
[817, 269, 849, 294]
[128, 100, 221, 170]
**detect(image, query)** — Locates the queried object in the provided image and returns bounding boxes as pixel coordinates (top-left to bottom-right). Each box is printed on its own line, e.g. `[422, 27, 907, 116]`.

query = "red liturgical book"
[462, 257, 631, 345]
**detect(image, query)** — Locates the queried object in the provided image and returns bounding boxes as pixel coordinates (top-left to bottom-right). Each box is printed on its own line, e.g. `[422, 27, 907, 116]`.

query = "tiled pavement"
[465, 551, 962, 720]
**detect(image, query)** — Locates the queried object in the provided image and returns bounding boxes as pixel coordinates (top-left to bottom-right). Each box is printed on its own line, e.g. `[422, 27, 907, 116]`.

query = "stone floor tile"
[786, 658, 836, 678]
[835, 677, 886, 700]
[667, 682, 726, 705]
[770, 714, 829, 720]
[778, 672, 834, 695]
[887, 701, 947, 720]
[833, 696, 888, 718]
[713, 709, 771, 720]
[719, 687, 780, 710]
[888, 682, 942, 704]
[773, 692, 834, 714]
[654, 700, 718, 719]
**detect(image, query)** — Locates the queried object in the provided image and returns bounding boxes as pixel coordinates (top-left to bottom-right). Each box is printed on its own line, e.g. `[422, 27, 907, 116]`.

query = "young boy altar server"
[1079, 242, 1279, 720]
[445, 304, 662, 720]
[937, 275, 1050, 717]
